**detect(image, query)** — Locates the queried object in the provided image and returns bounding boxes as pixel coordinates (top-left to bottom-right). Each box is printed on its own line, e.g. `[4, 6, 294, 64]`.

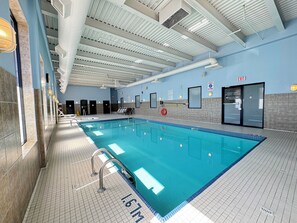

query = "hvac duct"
[53, 0, 92, 93]
[159, 0, 191, 28]
[126, 58, 220, 87]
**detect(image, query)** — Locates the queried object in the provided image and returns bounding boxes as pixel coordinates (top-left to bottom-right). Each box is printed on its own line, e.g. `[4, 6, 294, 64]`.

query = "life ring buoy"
[160, 108, 167, 116]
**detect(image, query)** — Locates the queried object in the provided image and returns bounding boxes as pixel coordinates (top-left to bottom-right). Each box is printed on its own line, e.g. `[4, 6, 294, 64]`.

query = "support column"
[34, 89, 47, 167]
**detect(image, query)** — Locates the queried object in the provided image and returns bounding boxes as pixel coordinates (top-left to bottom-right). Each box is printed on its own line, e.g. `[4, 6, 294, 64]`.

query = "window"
[135, 95, 140, 108]
[150, 93, 157, 108]
[120, 97, 124, 108]
[11, 13, 27, 145]
[188, 86, 202, 109]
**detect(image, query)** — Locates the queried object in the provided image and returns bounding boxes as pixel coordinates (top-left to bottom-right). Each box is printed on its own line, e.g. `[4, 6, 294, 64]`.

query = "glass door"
[223, 86, 242, 125]
[222, 83, 264, 128]
[243, 83, 264, 128]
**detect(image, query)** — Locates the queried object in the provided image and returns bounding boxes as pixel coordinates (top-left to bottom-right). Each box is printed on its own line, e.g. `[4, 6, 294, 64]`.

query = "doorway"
[222, 83, 264, 128]
[66, 100, 75, 114]
[89, 100, 97, 114]
[103, 100, 110, 114]
[80, 100, 88, 115]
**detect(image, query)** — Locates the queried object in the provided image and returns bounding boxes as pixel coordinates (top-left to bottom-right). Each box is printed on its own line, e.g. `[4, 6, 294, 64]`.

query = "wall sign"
[237, 76, 246, 81]
[207, 82, 214, 91]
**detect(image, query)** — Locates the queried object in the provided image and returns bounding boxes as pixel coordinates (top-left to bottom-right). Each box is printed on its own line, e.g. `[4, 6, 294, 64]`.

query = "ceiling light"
[188, 18, 209, 32]
[156, 49, 164, 53]
[181, 35, 188, 39]
[163, 43, 170, 47]
[135, 59, 143, 63]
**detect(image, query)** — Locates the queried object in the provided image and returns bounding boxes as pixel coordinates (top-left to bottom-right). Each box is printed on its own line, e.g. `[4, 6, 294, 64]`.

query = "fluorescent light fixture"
[181, 35, 189, 39]
[188, 18, 209, 32]
[134, 168, 164, 195]
[163, 43, 170, 47]
[93, 130, 103, 136]
[156, 49, 164, 53]
[108, 143, 125, 155]
[135, 59, 143, 63]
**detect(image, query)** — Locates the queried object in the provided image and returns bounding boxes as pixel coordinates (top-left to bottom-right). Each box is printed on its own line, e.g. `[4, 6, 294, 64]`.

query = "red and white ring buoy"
[160, 108, 167, 116]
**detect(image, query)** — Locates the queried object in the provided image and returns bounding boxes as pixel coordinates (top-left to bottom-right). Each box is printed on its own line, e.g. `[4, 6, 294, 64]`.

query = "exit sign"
[237, 76, 246, 81]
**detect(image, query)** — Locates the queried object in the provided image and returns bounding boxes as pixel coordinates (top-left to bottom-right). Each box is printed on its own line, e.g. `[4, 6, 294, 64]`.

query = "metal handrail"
[91, 148, 114, 176]
[97, 158, 134, 193]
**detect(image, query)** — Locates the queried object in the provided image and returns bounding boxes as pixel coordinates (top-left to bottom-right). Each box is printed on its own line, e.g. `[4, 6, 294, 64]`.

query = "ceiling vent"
[159, 0, 191, 28]
[55, 45, 67, 58]
[51, 0, 72, 18]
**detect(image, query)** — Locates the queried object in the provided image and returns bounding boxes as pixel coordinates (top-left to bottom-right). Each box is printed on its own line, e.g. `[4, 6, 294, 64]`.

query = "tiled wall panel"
[124, 94, 297, 132]
[0, 68, 40, 223]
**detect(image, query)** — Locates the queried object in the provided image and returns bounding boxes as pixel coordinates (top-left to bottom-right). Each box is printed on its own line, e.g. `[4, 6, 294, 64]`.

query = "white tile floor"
[23, 114, 297, 223]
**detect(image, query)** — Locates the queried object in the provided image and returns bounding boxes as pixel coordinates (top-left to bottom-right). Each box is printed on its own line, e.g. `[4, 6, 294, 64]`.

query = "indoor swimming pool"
[79, 118, 265, 218]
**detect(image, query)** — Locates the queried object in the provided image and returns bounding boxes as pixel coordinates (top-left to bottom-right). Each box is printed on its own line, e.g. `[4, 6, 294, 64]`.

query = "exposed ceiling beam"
[171, 25, 217, 52]
[80, 38, 175, 67]
[46, 28, 173, 67]
[46, 28, 58, 40]
[71, 73, 135, 82]
[69, 64, 142, 78]
[123, 0, 217, 52]
[68, 80, 126, 88]
[41, 0, 58, 18]
[263, 0, 285, 31]
[55, 66, 137, 81]
[74, 59, 150, 76]
[76, 50, 162, 72]
[70, 73, 133, 83]
[72, 69, 139, 81]
[49, 44, 162, 72]
[85, 17, 193, 60]
[51, 54, 59, 61]
[184, 0, 246, 47]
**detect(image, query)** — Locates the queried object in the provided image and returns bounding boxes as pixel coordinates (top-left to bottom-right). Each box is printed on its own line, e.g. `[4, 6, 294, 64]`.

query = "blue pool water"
[79, 118, 263, 217]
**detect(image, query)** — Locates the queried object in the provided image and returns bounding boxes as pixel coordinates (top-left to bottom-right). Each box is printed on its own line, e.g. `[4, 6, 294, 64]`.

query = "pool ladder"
[91, 148, 114, 176]
[91, 148, 135, 193]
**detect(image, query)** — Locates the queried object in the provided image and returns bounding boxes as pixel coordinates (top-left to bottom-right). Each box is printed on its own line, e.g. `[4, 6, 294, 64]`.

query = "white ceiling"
[41, 0, 297, 89]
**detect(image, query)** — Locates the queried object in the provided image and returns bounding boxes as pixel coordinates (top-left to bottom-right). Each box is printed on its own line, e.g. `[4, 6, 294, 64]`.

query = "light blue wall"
[0, 0, 55, 90]
[58, 85, 111, 104]
[118, 19, 297, 102]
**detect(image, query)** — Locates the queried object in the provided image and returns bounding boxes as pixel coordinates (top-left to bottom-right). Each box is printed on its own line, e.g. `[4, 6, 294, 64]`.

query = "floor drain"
[261, 207, 274, 216]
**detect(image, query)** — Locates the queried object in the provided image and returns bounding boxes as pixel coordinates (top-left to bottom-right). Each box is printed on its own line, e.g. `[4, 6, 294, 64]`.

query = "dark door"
[89, 100, 97, 114]
[80, 100, 88, 115]
[222, 83, 264, 128]
[103, 100, 110, 114]
[66, 100, 75, 114]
